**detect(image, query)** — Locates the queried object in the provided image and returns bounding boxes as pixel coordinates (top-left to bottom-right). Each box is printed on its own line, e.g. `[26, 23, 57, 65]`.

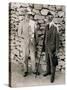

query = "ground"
[11, 62, 65, 87]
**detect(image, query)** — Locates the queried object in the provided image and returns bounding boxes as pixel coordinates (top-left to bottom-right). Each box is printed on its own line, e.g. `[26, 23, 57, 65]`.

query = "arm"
[55, 27, 59, 54]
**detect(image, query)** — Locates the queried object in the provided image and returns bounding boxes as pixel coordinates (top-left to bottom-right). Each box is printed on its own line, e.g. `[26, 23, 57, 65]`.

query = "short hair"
[47, 11, 53, 16]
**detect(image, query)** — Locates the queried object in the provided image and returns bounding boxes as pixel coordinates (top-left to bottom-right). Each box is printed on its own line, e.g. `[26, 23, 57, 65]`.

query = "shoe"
[24, 72, 28, 77]
[43, 72, 51, 76]
[50, 74, 55, 83]
[33, 72, 40, 75]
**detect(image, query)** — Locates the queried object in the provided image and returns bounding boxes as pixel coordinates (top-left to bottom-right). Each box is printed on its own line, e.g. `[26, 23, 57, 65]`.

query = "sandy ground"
[11, 62, 65, 87]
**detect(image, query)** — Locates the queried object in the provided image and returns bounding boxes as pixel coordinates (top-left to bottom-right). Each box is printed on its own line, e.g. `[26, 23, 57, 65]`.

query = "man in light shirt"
[18, 11, 37, 77]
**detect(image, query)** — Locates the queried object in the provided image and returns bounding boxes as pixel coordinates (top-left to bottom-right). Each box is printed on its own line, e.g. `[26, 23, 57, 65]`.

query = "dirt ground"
[11, 62, 65, 87]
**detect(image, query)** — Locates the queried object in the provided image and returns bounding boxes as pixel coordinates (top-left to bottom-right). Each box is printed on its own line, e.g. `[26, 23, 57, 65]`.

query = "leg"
[43, 52, 51, 76]
[51, 66, 56, 83]
[30, 42, 36, 73]
[49, 52, 56, 83]
[24, 45, 29, 77]
[30, 49, 36, 72]
[46, 53, 51, 73]
[34, 57, 40, 76]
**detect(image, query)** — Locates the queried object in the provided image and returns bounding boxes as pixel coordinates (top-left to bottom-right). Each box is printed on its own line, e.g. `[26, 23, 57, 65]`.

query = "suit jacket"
[43, 23, 59, 53]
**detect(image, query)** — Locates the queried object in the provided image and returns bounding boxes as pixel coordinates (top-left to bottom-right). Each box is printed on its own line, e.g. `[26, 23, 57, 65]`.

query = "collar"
[49, 21, 54, 28]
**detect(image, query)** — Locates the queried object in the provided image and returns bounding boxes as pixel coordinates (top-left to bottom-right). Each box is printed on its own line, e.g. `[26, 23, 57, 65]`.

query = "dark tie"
[48, 24, 49, 30]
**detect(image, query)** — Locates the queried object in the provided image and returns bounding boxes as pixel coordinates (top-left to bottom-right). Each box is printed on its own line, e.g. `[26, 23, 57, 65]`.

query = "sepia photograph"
[9, 2, 65, 87]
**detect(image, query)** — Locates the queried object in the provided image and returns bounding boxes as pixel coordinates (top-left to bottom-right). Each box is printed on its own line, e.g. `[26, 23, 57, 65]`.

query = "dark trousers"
[45, 48, 56, 75]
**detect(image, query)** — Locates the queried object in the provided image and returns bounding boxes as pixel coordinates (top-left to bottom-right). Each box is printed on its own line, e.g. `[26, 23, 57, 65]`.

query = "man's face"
[29, 15, 33, 20]
[25, 14, 29, 21]
[47, 15, 53, 23]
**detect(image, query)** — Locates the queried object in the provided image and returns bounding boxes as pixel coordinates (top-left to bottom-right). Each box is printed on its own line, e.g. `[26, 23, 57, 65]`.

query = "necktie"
[48, 24, 49, 30]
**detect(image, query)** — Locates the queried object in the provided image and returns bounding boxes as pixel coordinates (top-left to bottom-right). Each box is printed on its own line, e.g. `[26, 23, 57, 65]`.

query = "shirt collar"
[49, 21, 54, 28]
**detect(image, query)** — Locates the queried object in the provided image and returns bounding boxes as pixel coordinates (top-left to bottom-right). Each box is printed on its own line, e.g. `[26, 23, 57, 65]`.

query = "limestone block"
[42, 5, 49, 9]
[41, 9, 49, 15]
[38, 19, 44, 23]
[32, 9, 40, 14]
[37, 30, 42, 35]
[11, 10, 16, 14]
[19, 3, 29, 8]
[15, 45, 22, 51]
[59, 60, 65, 67]
[40, 27, 45, 30]
[11, 52, 14, 60]
[18, 8, 26, 12]
[48, 5, 56, 11]
[56, 6, 62, 11]
[11, 45, 16, 50]
[40, 24, 45, 27]
[59, 55, 65, 60]
[11, 13, 17, 19]
[53, 18, 63, 24]
[12, 49, 19, 56]
[58, 11, 65, 17]
[34, 4, 43, 10]
[11, 39, 16, 45]
[19, 16, 24, 21]
[62, 6, 65, 11]
[34, 15, 45, 20]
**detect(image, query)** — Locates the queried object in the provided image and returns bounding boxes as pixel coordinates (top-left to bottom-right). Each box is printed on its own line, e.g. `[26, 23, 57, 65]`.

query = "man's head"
[46, 12, 54, 23]
[24, 9, 30, 21]
[29, 14, 33, 20]
[25, 14, 30, 21]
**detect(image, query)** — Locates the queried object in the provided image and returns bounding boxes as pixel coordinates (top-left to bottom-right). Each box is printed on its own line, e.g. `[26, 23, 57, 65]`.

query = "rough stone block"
[42, 5, 49, 9]
[34, 4, 43, 10]
[58, 11, 65, 17]
[41, 9, 49, 15]
[38, 19, 44, 23]
[53, 18, 63, 24]
[48, 5, 56, 11]
[32, 9, 40, 14]
[56, 6, 62, 11]
[19, 16, 24, 21]
[12, 49, 19, 56]
[34, 15, 45, 20]
[19, 3, 29, 8]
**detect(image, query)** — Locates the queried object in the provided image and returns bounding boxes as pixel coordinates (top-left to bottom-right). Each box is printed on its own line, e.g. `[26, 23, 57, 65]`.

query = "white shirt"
[49, 21, 59, 32]
[29, 20, 36, 38]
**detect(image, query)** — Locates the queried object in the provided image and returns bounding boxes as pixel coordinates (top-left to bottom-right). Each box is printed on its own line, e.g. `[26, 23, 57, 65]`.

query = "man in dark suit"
[43, 12, 59, 83]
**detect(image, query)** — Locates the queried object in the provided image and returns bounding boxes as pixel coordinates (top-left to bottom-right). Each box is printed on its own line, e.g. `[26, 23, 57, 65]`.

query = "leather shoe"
[50, 74, 55, 83]
[33, 72, 40, 75]
[24, 72, 28, 77]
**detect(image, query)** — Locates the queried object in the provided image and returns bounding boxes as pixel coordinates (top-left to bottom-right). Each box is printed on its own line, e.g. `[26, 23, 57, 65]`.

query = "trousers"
[23, 39, 35, 72]
[45, 47, 56, 74]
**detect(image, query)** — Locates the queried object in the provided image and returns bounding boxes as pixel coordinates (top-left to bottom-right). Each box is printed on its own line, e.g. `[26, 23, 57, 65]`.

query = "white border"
[0, 0, 67, 90]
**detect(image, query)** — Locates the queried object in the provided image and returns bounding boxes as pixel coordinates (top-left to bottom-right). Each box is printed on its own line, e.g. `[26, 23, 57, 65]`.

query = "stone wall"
[9, 3, 65, 72]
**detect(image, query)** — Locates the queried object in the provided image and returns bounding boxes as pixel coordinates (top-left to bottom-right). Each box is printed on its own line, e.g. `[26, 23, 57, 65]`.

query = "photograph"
[9, 2, 65, 87]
